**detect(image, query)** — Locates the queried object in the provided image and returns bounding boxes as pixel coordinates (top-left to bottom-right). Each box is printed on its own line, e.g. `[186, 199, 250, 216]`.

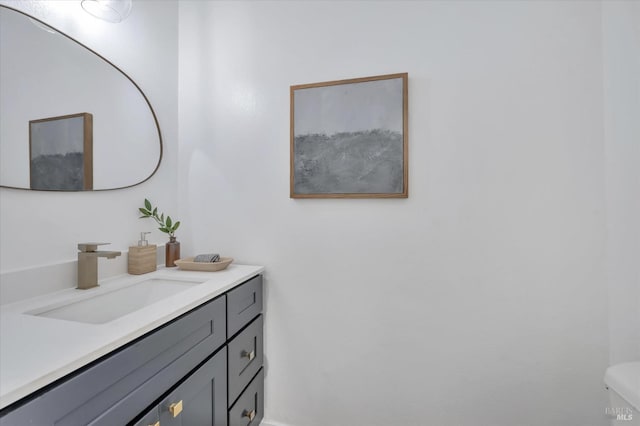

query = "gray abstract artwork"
[30, 114, 91, 190]
[292, 75, 406, 196]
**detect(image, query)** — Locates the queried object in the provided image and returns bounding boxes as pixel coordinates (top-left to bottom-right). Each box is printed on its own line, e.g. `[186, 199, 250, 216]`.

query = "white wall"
[0, 0, 179, 273]
[178, 1, 609, 425]
[602, 0, 640, 364]
[1, 1, 632, 424]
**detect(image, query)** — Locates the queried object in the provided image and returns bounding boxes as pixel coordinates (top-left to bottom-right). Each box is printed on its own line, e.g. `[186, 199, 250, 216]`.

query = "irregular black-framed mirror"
[0, 5, 162, 191]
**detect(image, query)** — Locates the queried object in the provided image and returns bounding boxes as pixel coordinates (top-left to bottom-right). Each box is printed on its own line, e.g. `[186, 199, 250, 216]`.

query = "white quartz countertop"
[0, 264, 264, 410]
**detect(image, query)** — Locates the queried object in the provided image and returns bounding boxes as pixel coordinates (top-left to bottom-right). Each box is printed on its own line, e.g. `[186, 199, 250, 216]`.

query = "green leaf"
[139, 199, 180, 237]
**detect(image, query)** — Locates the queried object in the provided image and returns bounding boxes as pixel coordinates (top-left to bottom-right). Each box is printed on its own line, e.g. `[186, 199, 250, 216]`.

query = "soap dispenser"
[128, 232, 157, 275]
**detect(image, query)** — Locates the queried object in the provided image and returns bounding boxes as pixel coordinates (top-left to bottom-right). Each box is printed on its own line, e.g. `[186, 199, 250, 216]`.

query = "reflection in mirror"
[30, 113, 93, 191]
[0, 5, 162, 191]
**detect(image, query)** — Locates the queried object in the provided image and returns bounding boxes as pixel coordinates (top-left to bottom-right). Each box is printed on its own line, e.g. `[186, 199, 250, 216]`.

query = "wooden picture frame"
[29, 112, 93, 191]
[290, 73, 408, 198]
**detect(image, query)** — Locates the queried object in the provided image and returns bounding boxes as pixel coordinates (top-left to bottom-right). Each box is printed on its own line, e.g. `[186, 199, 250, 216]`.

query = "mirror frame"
[0, 4, 163, 192]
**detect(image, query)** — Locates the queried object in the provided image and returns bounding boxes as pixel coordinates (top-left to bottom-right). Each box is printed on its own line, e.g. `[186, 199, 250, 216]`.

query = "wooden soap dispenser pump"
[128, 232, 157, 275]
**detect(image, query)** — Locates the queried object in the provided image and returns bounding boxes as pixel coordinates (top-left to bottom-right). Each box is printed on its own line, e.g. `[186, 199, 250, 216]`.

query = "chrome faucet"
[77, 243, 122, 290]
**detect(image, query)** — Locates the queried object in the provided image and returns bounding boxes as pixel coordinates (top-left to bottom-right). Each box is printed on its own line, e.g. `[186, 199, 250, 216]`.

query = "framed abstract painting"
[29, 112, 93, 191]
[290, 73, 408, 198]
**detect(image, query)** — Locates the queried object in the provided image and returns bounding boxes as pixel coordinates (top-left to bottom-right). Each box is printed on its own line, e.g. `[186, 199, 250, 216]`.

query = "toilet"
[605, 362, 640, 425]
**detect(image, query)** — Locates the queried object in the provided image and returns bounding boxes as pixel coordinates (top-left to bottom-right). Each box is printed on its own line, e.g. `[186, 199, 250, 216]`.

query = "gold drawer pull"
[169, 400, 183, 417]
[242, 409, 256, 421]
[149, 422, 159, 426]
[242, 349, 256, 361]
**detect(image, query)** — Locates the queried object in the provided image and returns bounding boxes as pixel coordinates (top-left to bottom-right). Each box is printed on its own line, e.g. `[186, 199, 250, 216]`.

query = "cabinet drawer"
[157, 349, 227, 426]
[227, 275, 262, 337]
[0, 296, 226, 426]
[131, 406, 159, 426]
[228, 315, 263, 406]
[228, 369, 264, 426]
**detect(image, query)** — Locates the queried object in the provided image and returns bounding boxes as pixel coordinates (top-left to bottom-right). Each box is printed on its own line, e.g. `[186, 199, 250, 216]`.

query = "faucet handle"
[78, 242, 110, 252]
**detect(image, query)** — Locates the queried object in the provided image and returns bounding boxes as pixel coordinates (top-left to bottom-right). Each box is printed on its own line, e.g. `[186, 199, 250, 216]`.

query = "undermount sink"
[27, 278, 205, 324]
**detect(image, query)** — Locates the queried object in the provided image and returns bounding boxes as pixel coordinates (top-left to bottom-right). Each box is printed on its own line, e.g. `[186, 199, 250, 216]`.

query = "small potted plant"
[139, 199, 181, 267]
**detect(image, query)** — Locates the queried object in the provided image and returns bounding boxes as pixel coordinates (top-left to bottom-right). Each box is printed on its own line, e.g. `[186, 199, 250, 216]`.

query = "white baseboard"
[261, 419, 296, 426]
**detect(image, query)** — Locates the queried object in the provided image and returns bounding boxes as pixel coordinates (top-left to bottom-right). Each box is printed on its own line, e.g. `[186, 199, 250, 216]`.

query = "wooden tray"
[174, 257, 233, 272]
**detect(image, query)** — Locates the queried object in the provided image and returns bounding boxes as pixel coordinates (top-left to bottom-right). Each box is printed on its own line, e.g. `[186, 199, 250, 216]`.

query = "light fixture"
[81, 0, 132, 23]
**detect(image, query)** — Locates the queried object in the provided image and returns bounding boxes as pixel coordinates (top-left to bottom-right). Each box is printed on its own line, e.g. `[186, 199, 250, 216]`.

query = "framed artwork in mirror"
[290, 72, 408, 198]
[29, 112, 93, 191]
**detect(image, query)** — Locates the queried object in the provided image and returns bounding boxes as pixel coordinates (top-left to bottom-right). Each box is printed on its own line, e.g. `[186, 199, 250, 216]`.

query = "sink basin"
[28, 278, 204, 324]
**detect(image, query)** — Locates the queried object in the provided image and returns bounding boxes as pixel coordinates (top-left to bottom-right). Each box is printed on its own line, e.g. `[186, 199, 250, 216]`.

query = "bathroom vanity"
[0, 265, 264, 425]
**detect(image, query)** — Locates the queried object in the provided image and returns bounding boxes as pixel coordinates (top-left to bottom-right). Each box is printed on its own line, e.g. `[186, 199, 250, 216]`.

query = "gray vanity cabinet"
[134, 407, 160, 426]
[0, 295, 227, 426]
[0, 274, 264, 426]
[228, 369, 264, 426]
[227, 275, 263, 337]
[228, 315, 264, 405]
[134, 349, 227, 426]
[226, 274, 264, 426]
